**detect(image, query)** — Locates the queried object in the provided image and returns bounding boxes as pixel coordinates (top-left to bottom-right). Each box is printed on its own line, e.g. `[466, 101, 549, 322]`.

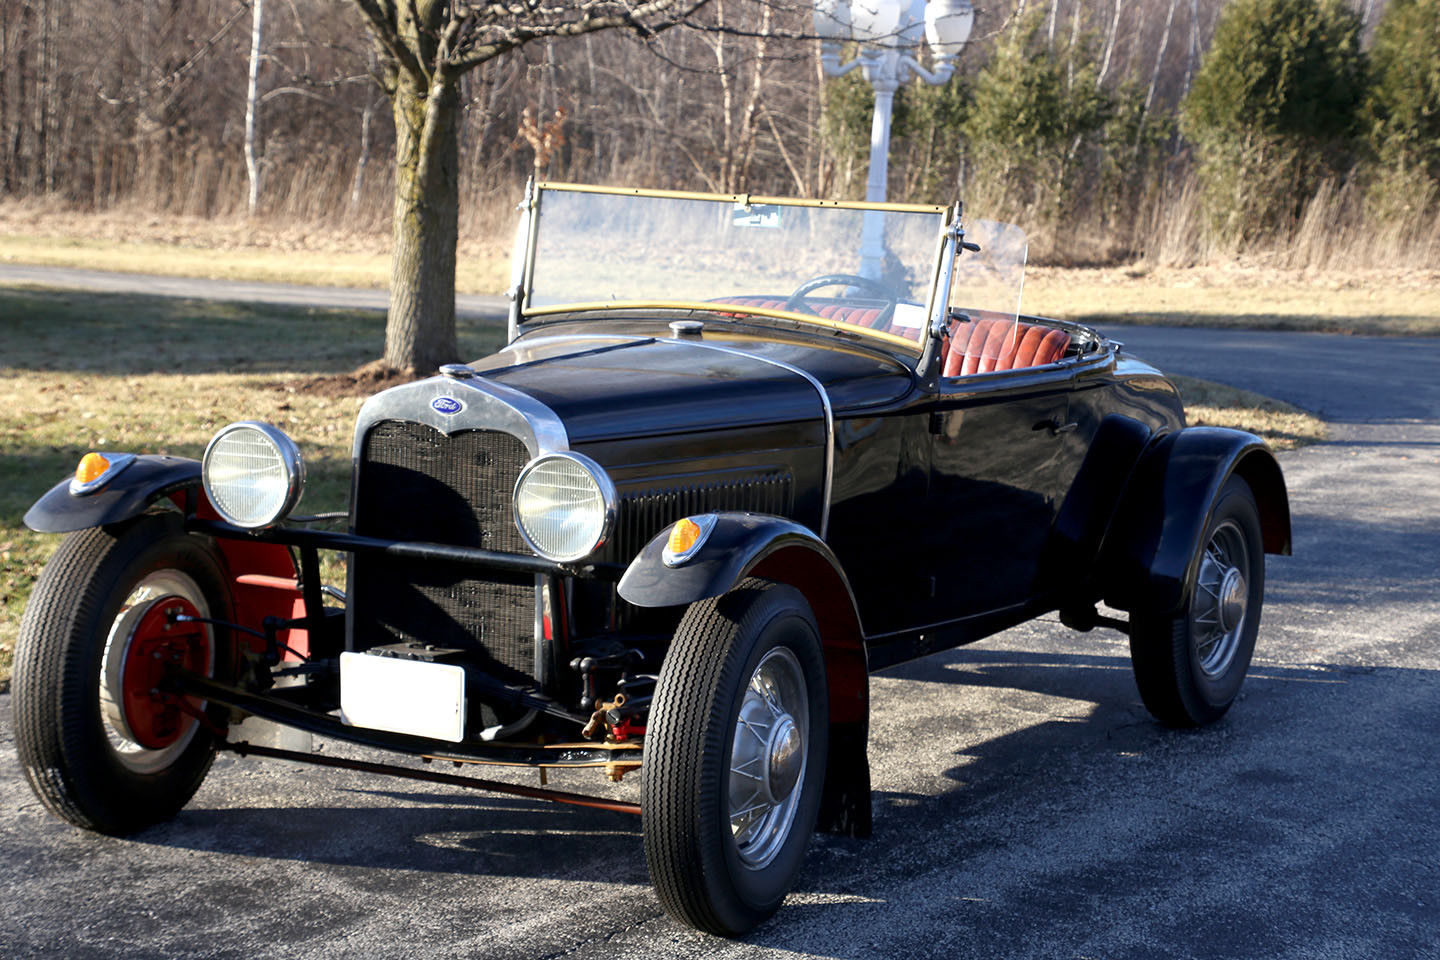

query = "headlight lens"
[513, 452, 615, 562]
[202, 422, 305, 528]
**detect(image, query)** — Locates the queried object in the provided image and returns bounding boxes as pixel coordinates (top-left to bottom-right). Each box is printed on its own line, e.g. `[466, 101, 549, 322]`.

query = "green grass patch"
[1, 288, 508, 690]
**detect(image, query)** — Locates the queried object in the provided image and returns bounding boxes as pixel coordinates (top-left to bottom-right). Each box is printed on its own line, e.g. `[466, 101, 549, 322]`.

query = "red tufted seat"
[710, 296, 887, 329]
[940, 314, 1070, 378]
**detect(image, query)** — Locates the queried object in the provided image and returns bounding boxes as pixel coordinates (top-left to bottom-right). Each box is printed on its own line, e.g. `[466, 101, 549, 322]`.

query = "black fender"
[24, 455, 203, 534]
[24, 453, 311, 666]
[1100, 426, 1291, 616]
[619, 513, 873, 837]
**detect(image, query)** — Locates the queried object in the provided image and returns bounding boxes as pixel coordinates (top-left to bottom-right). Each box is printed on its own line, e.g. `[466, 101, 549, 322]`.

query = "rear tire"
[1130, 475, 1265, 727]
[13, 513, 230, 834]
[642, 579, 828, 935]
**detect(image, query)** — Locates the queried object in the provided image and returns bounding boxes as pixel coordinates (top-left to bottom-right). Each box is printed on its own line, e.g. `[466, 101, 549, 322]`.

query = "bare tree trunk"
[1047, 0, 1059, 48]
[31, 0, 47, 192]
[1066, 0, 1082, 88]
[351, 95, 374, 209]
[711, 0, 736, 190]
[1181, 0, 1199, 100]
[1097, 0, 1121, 86]
[10, 0, 30, 191]
[1144, 0, 1177, 114]
[0, 3, 12, 193]
[245, 0, 264, 216]
[384, 70, 461, 373]
[733, 1, 770, 192]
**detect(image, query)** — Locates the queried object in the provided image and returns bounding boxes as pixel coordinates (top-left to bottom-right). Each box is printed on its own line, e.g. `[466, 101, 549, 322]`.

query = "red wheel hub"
[120, 596, 211, 749]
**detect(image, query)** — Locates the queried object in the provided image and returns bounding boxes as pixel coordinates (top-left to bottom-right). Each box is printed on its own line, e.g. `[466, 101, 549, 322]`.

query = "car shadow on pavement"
[91, 644, 1436, 956]
[139, 783, 649, 883]
[738, 647, 1437, 956]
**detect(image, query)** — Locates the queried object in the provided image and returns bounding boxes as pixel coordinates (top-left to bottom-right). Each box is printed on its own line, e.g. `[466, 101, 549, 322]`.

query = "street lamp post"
[814, 0, 974, 279]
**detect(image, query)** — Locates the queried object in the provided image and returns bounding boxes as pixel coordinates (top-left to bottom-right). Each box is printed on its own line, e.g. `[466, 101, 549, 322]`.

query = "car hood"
[468, 328, 915, 443]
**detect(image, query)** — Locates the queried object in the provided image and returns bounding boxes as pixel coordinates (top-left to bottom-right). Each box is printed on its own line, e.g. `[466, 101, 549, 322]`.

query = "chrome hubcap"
[729, 647, 808, 869]
[1191, 520, 1250, 679]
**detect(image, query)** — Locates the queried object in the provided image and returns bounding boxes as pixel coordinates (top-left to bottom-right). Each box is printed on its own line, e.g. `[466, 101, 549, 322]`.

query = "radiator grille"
[350, 420, 535, 682]
[608, 472, 794, 562]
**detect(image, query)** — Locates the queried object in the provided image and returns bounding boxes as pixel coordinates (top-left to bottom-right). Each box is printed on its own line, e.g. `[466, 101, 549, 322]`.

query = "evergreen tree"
[1181, 0, 1365, 242]
[1365, 0, 1440, 185]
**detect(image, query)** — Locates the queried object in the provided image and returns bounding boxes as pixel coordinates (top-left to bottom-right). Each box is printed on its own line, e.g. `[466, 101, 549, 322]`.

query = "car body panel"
[24, 455, 202, 534]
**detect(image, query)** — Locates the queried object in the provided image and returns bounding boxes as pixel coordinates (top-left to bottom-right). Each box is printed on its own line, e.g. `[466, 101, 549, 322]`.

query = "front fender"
[1101, 427, 1291, 616]
[618, 513, 849, 610]
[24, 455, 202, 533]
[620, 512, 872, 837]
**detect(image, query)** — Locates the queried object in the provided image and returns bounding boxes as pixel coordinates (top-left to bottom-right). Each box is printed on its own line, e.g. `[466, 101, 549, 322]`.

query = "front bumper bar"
[185, 517, 626, 581]
[173, 672, 643, 770]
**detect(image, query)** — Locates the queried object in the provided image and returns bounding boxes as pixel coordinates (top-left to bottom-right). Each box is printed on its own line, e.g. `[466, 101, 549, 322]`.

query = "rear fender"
[619, 513, 872, 837]
[23, 454, 306, 661]
[1101, 427, 1291, 616]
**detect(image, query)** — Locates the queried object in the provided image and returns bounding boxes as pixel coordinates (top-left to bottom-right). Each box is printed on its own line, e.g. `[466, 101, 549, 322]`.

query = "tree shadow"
[0, 288, 505, 376]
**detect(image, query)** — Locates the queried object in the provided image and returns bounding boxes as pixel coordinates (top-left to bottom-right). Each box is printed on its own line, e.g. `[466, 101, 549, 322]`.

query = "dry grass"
[1025, 263, 1440, 336]
[1169, 376, 1327, 451]
[0, 198, 514, 295]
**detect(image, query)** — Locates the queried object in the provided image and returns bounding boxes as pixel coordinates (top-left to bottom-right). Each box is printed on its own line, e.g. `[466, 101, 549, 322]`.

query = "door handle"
[1034, 417, 1078, 435]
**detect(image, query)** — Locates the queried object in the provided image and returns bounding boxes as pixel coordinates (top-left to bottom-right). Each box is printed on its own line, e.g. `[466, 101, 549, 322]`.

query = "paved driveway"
[2, 279, 1437, 958]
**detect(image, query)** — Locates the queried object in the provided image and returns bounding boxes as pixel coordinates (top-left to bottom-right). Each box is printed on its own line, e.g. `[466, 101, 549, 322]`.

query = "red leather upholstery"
[711, 296, 884, 328]
[816, 303, 884, 327]
[941, 315, 1070, 378]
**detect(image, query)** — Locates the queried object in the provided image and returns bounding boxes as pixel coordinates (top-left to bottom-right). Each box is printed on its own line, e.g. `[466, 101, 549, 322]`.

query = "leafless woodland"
[0, 0, 1424, 266]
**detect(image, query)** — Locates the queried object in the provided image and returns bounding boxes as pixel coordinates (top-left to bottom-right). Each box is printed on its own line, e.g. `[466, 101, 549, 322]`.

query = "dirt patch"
[279, 360, 422, 399]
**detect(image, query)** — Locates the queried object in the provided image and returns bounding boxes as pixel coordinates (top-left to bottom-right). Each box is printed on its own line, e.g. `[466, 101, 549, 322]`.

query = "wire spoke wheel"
[728, 647, 808, 869]
[1189, 521, 1251, 679]
[643, 579, 828, 936]
[1129, 475, 1265, 727]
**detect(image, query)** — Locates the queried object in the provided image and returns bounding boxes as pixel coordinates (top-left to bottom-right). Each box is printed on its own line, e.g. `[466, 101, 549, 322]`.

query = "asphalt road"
[2, 270, 1438, 958]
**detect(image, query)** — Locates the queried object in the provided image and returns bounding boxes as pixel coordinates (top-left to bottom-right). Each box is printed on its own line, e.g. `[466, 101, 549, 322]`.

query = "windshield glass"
[523, 185, 947, 350]
[942, 219, 1029, 375]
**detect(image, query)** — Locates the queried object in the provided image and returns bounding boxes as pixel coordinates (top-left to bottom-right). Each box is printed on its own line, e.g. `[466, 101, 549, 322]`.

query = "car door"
[923, 362, 1080, 620]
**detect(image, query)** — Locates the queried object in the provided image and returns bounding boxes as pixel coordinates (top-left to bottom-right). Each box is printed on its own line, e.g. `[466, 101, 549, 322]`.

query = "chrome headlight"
[202, 422, 305, 529]
[512, 452, 616, 563]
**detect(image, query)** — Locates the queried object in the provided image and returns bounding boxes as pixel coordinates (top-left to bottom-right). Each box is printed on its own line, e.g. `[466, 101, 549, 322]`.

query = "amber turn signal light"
[662, 514, 719, 567]
[74, 452, 111, 485]
[668, 518, 702, 556]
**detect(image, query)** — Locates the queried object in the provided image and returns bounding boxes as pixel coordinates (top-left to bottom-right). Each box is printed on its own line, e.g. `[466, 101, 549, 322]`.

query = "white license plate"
[340, 652, 467, 743]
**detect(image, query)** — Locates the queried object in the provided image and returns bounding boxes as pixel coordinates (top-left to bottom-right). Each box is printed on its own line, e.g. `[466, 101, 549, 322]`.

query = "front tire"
[13, 513, 230, 834]
[1130, 475, 1265, 727]
[643, 579, 828, 935]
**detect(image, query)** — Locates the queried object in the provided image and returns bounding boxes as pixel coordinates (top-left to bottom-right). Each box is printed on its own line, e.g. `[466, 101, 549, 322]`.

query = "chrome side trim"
[659, 339, 836, 541]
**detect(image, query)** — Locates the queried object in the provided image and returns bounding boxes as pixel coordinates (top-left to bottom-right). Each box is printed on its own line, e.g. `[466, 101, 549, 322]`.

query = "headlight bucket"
[202, 421, 305, 529]
[512, 452, 617, 563]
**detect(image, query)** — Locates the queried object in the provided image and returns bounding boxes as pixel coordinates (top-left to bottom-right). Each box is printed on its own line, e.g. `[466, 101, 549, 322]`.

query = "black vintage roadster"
[14, 183, 1289, 935]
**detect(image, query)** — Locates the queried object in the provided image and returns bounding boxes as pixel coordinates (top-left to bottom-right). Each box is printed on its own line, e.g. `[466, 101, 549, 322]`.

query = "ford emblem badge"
[431, 396, 464, 416]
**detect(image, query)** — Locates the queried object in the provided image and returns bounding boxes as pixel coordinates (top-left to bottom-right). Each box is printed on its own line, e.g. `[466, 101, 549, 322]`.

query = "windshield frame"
[513, 182, 954, 355]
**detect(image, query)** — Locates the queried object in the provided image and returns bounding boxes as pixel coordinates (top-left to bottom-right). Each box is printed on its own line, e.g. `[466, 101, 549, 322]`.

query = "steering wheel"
[783, 273, 904, 327]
